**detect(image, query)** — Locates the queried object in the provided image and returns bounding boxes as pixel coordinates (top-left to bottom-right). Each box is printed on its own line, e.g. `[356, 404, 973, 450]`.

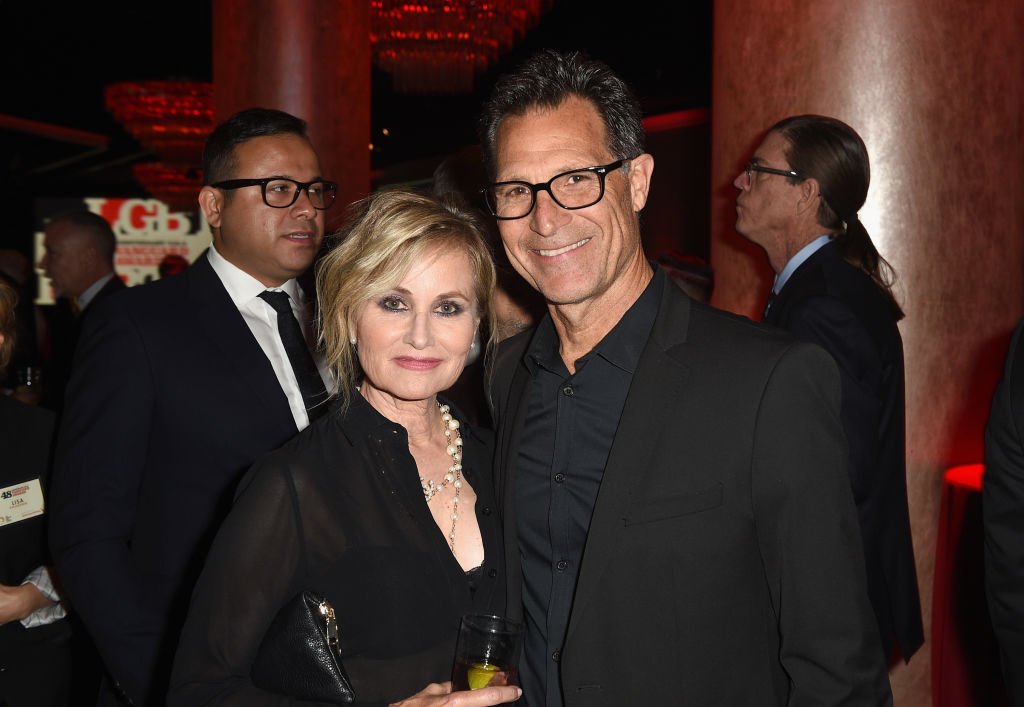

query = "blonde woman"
[170, 190, 519, 707]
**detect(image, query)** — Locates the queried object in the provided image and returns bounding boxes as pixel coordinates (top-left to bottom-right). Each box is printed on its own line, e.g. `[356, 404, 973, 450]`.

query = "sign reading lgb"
[35, 196, 212, 304]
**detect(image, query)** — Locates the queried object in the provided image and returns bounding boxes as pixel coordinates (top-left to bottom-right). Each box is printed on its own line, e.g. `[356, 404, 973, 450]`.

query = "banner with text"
[34, 197, 211, 305]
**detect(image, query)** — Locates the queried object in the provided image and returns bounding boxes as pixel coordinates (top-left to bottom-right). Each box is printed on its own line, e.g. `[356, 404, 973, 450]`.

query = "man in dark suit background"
[49, 107, 336, 706]
[38, 210, 126, 411]
[735, 114, 923, 665]
[984, 316, 1024, 704]
[480, 50, 890, 706]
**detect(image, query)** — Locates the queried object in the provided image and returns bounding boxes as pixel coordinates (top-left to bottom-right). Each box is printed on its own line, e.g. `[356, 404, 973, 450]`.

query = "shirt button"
[562, 385, 574, 396]
[488, 568, 498, 578]
[556, 560, 569, 571]
[554, 473, 565, 483]
[552, 650, 561, 662]
[482, 506, 492, 516]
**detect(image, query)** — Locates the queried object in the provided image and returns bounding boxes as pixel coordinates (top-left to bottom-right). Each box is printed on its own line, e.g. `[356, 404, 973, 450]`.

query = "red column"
[710, 1, 1024, 704]
[211, 1, 371, 226]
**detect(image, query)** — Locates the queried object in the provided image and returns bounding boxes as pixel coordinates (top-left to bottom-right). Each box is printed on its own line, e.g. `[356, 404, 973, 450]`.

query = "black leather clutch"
[251, 590, 356, 704]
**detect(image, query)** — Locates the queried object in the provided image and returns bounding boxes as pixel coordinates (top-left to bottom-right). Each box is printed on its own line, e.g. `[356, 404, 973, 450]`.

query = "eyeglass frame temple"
[744, 162, 802, 186]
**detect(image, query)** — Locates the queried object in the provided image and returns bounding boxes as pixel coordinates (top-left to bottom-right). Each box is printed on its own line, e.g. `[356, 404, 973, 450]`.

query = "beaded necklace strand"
[419, 402, 463, 550]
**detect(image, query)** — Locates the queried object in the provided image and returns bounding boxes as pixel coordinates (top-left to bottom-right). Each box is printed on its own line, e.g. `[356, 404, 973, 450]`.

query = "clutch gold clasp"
[319, 600, 339, 647]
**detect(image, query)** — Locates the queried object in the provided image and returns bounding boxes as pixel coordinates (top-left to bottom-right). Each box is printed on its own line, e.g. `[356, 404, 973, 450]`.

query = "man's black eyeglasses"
[743, 162, 802, 187]
[483, 160, 629, 220]
[210, 177, 338, 210]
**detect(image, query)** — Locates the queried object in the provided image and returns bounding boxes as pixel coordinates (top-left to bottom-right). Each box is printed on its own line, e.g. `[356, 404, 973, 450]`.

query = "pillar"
[212, 0, 371, 228]
[710, 1, 1024, 704]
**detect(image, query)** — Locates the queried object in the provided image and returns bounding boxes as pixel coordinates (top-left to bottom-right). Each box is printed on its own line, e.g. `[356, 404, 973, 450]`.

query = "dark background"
[0, 1, 711, 253]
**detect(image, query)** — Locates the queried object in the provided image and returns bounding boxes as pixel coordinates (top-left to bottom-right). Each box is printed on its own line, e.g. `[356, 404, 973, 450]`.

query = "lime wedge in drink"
[467, 661, 500, 689]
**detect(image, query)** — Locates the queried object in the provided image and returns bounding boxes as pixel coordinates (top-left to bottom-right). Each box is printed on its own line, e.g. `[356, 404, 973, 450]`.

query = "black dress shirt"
[515, 269, 662, 707]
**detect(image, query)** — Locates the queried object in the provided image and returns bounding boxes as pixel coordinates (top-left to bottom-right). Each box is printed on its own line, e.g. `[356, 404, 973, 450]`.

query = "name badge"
[0, 478, 45, 526]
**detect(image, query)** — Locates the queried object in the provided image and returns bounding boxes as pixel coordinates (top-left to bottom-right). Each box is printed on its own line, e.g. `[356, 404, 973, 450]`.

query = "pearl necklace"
[420, 402, 463, 550]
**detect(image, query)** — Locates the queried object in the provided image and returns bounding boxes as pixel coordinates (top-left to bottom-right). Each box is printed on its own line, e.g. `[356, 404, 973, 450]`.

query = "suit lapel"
[765, 240, 835, 326]
[187, 256, 297, 433]
[565, 280, 693, 641]
[495, 343, 531, 620]
[98, 274, 126, 298]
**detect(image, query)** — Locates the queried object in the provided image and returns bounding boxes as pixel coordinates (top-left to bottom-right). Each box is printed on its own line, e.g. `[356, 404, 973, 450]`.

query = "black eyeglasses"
[483, 160, 629, 220]
[743, 162, 802, 188]
[210, 177, 338, 210]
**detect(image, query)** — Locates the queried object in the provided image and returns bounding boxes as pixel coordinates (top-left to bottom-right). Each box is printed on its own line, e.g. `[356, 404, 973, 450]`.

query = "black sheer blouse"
[168, 394, 505, 706]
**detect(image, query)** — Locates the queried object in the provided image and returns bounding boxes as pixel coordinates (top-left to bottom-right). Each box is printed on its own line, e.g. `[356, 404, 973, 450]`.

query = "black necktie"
[259, 290, 329, 423]
[763, 290, 776, 320]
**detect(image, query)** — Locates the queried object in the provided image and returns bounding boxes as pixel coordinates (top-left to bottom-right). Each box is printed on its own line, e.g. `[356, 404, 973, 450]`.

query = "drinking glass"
[451, 614, 523, 691]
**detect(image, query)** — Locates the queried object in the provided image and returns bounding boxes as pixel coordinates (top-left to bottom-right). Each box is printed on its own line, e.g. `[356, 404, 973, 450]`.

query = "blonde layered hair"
[316, 189, 498, 412]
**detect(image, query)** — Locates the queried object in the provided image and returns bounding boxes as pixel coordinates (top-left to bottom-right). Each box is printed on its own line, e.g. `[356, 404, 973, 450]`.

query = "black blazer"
[87, 272, 129, 307]
[42, 274, 126, 413]
[490, 277, 891, 706]
[984, 317, 1024, 704]
[764, 240, 923, 661]
[49, 254, 300, 705]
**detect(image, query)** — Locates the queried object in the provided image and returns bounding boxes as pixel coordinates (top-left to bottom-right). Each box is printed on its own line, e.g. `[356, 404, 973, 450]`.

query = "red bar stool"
[932, 464, 1007, 706]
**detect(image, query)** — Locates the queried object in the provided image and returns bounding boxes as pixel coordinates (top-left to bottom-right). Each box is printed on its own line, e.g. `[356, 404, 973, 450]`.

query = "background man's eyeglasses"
[211, 177, 338, 210]
[742, 162, 802, 188]
[483, 160, 628, 220]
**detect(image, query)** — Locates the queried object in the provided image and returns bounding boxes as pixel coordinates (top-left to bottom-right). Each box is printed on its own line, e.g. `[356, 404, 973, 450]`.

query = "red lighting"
[371, 0, 550, 95]
[944, 464, 984, 493]
[130, 163, 205, 214]
[105, 81, 213, 212]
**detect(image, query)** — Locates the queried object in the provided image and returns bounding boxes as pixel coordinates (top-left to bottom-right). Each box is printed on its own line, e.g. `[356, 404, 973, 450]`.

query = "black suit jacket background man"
[765, 239, 923, 661]
[38, 270, 126, 699]
[984, 317, 1024, 703]
[42, 274, 125, 411]
[49, 108, 332, 706]
[39, 210, 127, 412]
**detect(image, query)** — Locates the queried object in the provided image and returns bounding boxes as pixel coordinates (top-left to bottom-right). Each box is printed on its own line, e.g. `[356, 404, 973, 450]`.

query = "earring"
[350, 337, 357, 347]
[466, 331, 481, 365]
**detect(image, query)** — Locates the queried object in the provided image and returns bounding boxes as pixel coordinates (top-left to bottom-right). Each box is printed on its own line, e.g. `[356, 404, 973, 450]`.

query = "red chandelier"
[105, 81, 214, 212]
[371, 1, 550, 95]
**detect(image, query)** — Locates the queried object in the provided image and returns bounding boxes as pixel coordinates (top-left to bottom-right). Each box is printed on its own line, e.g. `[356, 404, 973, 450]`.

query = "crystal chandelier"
[105, 81, 214, 212]
[371, 1, 550, 95]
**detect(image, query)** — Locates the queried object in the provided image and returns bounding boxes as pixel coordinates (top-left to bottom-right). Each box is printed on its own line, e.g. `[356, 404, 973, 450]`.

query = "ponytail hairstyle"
[771, 115, 904, 320]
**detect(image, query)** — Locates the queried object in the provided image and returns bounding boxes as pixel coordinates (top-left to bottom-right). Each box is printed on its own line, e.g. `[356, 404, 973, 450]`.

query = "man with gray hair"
[39, 210, 125, 410]
[734, 115, 923, 666]
[40, 210, 124, 312]
[481, 50, 890, 706]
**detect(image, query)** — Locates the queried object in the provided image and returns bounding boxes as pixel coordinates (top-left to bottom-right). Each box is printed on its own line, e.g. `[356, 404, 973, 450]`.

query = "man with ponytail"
[734, 114, 923, 665]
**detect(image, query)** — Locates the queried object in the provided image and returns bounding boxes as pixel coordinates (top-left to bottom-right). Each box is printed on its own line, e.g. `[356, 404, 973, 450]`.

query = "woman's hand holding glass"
[389, 680, 521, 706]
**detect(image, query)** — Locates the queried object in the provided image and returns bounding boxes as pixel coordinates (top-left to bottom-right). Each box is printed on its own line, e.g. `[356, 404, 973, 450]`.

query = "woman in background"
[0, 279, 71, 707]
